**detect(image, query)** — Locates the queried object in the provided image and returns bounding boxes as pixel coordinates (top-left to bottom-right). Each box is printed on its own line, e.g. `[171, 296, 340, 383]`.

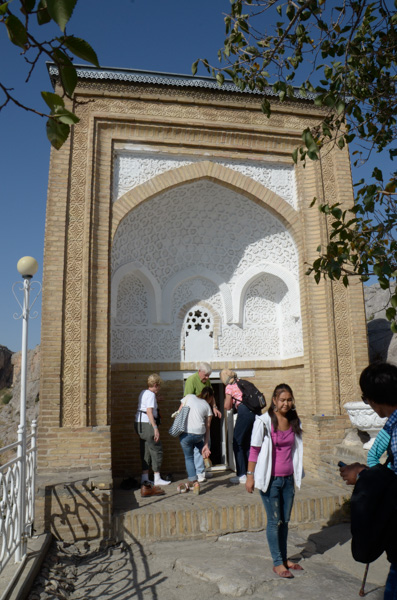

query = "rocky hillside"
[364, 283, 397, 364]
[0, 345, 40, 450]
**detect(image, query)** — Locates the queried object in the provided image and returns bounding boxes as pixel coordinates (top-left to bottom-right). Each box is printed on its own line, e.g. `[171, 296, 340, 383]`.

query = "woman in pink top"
[220, 369, 256, 485]
[246, 384, 304, 579]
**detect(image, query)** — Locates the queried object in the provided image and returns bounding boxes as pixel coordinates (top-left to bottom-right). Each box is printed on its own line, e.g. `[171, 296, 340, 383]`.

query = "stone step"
[112, 472, 349, 543]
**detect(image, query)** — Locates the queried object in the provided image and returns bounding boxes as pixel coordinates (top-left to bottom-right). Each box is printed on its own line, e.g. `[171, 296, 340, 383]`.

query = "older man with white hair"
[184, 362, 221, 418]
[184, 362, 221, 481]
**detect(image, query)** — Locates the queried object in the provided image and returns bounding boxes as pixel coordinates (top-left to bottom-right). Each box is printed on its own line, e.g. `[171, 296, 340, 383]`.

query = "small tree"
[1, 0, 99, 149]
[194, 0, 397, 330]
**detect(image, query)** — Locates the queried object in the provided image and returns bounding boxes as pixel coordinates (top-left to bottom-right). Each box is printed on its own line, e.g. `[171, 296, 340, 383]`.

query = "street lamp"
[12, 257, 41, 561]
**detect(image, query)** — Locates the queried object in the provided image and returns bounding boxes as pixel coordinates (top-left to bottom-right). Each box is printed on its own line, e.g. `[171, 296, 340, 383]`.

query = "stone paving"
[24, 523, 388, 600]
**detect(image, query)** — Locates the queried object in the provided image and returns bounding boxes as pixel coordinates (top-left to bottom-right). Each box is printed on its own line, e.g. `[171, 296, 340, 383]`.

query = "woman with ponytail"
[245, 384, 304, 578]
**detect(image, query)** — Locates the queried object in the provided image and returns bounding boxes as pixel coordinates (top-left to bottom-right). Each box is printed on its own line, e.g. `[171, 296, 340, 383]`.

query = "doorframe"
[160, 369, 257, 473]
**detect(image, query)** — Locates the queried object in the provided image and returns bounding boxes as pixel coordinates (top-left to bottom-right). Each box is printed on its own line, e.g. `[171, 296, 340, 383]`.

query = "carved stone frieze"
[113, 150, 297, 209]
[321, 152, 355, 406]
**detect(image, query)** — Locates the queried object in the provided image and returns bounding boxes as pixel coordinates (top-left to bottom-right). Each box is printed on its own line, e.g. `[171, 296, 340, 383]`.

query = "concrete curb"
[0, 533, 52, 600]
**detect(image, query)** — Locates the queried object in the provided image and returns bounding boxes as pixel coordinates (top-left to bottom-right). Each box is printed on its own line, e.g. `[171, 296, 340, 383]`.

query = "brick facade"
[38, 68, 368, 541]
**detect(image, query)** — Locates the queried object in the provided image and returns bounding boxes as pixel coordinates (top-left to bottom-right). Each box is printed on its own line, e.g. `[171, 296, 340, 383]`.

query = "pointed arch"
[232, 264, 301, 325]
[112, 161, 299, 241]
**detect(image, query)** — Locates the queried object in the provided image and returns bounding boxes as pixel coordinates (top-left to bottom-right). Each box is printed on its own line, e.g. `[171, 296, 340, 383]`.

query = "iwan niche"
[111, 178, 302, 363]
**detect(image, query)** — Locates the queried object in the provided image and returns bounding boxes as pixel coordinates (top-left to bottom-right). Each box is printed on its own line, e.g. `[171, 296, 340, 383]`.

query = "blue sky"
[0, 0, 391, 351]
[0, 0, 231, 351]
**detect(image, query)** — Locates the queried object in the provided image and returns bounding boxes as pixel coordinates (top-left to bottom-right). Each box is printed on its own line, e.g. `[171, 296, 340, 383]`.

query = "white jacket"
[250, 411, 304, 493]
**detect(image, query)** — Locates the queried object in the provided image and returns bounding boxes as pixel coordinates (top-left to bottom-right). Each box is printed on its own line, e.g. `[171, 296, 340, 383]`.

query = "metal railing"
[0, 420, 37, 573]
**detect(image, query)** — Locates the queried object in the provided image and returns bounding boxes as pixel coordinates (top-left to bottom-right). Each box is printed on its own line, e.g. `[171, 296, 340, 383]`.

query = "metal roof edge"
[46, 63, 317, 102]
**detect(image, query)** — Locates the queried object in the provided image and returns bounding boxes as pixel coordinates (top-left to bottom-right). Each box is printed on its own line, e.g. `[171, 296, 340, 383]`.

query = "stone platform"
[113, 471, 349, 543]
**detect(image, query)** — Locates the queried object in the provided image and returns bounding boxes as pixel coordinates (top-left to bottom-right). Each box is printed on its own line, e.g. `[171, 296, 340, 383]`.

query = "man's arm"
[202, 416, 211, 458]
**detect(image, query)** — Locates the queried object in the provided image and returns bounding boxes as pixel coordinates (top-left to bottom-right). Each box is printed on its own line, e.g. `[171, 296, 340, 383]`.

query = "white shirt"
[135, 389, 158, 423]
[250, 411, 304, 493]
[183, 394, 213, 435]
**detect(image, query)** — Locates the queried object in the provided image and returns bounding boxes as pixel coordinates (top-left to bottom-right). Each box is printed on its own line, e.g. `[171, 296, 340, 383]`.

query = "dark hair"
[360, 362, 397, 406]
[268, 383, 302, 436]
[198, 386, 214, 403]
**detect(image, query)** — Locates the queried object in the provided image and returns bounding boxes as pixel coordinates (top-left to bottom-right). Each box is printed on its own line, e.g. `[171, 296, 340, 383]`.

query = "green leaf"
[391, 295, 397, 309]
[0, 2, 9, 15]
[286, 4, 295, 20]
[391, 322, 397, 334]
[335, 100, 345, 115]
[46, 0, 77, 31]
[216, 73, 224, 86]
[192, 60, 199, 76]
[386, 307, 396, 321]
[37, 0, 51, 24]
[261, 98, 271, 117]
[41, 91, 65, 110]
[20, 0, 36, 13]
[46, 117, 70, 149]
[5, 14, 28, 48]
[54, 106, 79, 125]
[292, 148, 298, 164]
[52, 49, 77, 96]
[62, 36, 99, 67]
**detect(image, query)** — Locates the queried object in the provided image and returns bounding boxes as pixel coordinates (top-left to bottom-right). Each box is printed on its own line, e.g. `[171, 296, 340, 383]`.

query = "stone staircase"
[112, 471, 349, 543]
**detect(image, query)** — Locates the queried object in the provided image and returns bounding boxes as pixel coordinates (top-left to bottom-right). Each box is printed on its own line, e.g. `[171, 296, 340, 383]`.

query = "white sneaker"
[230, 475, 247, 484]
[154, 477, 171, 486]
[197, 472, 206, 483]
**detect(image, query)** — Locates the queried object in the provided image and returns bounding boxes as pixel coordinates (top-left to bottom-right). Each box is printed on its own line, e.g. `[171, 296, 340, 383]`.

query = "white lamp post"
[12, 257, 40, 562]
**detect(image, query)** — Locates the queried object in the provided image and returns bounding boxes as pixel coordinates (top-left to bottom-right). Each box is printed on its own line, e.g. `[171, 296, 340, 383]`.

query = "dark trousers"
[385, 563, 397, 599]
[233, 403, 256, 476]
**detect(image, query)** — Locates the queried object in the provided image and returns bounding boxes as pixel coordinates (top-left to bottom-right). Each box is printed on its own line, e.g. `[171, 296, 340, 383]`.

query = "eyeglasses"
[361, 395, 370, 405]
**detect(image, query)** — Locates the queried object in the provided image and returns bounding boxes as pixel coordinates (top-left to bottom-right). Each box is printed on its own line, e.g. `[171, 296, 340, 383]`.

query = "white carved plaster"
[344, 401, 387, 449]
[111, 262, 161, 323]
[232, 263, 301, 324]
[111, 179, 303, 363]
[163, 267, 231, 323]
[113, 148, 298, 209]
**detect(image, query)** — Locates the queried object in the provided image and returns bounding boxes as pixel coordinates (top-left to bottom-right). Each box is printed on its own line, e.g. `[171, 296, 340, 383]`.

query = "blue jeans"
[194, 446, 205, 475]
[385, 564, 397, 599]
[260, 475, 295, 566]
[179, 433, 205, 481]
[233, 403, 256, 476]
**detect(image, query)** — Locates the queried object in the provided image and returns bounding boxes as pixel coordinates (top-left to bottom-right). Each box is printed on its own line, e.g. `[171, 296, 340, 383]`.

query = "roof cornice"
[47, 63, 316, 101]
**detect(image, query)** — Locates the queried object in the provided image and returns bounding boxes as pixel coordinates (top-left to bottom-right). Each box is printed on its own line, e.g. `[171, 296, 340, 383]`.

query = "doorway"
[208, 381, 232, 471]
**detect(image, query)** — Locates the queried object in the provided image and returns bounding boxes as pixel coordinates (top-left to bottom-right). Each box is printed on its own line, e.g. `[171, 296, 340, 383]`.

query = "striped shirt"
[384, 408, 397, 475]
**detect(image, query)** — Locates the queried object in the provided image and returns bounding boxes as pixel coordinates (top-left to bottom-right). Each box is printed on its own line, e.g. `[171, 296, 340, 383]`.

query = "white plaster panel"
[111, 180, 303, 363]
[113, 149, 298, 209]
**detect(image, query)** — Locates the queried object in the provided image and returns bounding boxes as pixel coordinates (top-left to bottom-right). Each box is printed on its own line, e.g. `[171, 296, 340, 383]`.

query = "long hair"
[268, 383, 302, 436]
[198, 386, 214, 404]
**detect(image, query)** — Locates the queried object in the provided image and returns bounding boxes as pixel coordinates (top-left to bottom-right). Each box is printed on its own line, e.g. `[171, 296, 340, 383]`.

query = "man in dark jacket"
[340, 363, 397, 600]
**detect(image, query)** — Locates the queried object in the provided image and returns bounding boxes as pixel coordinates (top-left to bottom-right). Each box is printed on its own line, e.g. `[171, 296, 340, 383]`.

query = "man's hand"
[339, 462, 366, 485]
[213, 406, 222, 419]
[153, 428, 160, 443]
[202, 444, 211, 459]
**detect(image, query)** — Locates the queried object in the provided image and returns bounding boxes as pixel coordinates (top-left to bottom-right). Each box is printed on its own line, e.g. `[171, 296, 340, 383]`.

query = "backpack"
[350, 463, 397, 564]
[236, 379, 266, 415]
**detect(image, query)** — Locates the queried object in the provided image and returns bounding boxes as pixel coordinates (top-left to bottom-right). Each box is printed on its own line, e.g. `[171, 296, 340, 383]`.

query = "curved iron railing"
[0, 421, 37, 573]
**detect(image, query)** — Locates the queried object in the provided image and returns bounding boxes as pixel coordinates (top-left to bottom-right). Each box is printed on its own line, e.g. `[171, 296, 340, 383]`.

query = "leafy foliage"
[195, 0, 397, 330]
[0, 0, 99, 148]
